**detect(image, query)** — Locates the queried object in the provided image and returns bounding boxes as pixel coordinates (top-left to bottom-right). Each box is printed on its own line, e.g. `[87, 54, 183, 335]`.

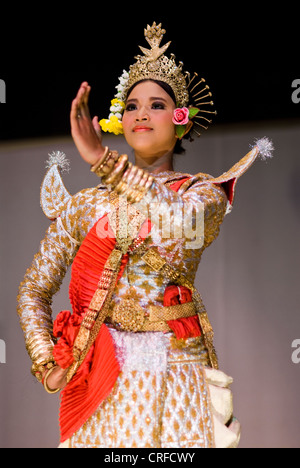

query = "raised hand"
[70, 82, 106, 165]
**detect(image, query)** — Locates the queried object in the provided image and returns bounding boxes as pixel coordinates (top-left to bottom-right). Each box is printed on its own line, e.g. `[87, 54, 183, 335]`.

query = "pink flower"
[172, 107, 190, 126]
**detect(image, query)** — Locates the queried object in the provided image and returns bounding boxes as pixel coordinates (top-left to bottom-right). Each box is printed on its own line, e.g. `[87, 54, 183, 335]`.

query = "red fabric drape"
[54, 216, 130, 442]
[164, 284, 201, 339]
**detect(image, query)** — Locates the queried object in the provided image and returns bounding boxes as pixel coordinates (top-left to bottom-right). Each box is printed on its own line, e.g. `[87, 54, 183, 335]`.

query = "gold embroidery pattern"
[18, 170, 226, 384]
[141, 247, 218, 369]
[70, 331, 213, 448]
[17, 187, 111, 375]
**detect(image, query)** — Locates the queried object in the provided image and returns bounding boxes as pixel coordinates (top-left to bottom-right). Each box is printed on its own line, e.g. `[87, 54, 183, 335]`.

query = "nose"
[135, 106, 149, 122]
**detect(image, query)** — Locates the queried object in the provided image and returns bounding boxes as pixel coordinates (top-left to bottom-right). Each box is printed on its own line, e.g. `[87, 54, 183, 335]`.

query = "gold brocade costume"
[18, 165, 241, 448]
[19, 139, 274, 448]
[18, 169, 228, 374]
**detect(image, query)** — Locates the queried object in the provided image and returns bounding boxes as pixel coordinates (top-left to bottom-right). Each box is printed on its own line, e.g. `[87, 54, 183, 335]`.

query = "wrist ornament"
[90, 147, 154, 203]
[114, 163, 154, 203]
[32, 358, 56, 383]
[43, 366, 61, 394]
[102, 154, 129, 187]
[90, 146, 120, 178]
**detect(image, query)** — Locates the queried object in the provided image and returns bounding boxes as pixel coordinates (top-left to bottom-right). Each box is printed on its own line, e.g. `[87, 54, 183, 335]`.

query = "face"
[122, 81, 177, 159]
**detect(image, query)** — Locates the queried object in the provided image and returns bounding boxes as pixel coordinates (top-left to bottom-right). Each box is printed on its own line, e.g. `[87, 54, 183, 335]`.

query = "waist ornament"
[108, 299, 197, 333]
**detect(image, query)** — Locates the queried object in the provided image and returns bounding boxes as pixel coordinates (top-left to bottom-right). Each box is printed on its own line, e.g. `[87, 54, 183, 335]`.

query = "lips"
[133, 126, 153, 132]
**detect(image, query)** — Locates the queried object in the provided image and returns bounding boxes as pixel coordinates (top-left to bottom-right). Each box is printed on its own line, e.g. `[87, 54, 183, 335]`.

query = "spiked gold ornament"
[139, 23, 171, 63]
[118, 22, 190, 107]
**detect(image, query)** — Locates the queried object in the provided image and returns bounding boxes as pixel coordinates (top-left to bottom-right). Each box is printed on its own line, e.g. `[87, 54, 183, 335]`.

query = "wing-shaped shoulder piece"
[178, 138, 274, 214]
[40, 151, 72, 220]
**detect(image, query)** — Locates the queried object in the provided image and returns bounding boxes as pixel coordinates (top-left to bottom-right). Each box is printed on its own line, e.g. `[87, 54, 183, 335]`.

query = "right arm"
[17, 203, 80, 388]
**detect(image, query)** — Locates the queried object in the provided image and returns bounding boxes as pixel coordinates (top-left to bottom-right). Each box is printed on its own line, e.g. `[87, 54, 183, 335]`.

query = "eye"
[152, 101, 165, 110]
[125, 103, 137, 112]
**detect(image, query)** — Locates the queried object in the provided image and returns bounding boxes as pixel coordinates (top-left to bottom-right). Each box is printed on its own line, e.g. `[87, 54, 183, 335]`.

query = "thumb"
[92, 116, 102, 140]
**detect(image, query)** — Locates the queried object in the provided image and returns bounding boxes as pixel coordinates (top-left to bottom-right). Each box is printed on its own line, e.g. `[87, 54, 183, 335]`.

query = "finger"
[71, 84, 85, 119]
[74, 82, 88, 113]
[78, 84, 91, 119]
[71, 98, 80, 124]
[92, 116, 102, 139]
[77, 88, 87, 112]
[83, 85, 91, 106]
[76, 82, 88, 103]
[71, 82, 91, 124]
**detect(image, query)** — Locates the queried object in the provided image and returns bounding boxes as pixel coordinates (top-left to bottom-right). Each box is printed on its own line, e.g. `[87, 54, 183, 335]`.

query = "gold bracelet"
[131, 168, 145, 189]
[99, 151, 120, 177]
[125, 186, 140, 203]
[114, 167, 154, 203]
[126, 168, 145, 202]
[122, 164, 140, 186]
[43, 366, 60, 394]
[114, 164, 135, 195]
[136, 171, 151, 191]
[31, 357, 56, 382]
[90, 146, 110, 173]
[114, 178, 130, 196]
[114, 162, 133, 192]
[103, 154, 129, 186]
[91, 148, 120, 178]
[34, 361, 56, 383]
[133, 174, 155, 202]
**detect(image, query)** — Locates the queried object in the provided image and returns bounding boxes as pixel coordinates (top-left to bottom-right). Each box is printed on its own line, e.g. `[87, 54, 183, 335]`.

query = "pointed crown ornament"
[121, 22, 189, 108]
[100, 22, 216, 138]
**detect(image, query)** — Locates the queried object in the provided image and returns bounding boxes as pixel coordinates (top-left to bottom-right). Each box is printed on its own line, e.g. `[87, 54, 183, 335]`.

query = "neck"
[134, 149, 174, 175]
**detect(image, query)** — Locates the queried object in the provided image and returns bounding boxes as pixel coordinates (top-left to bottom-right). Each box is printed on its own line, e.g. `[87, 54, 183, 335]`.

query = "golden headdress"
[119, 22, 189, 108]
[100, 22, 216, 138]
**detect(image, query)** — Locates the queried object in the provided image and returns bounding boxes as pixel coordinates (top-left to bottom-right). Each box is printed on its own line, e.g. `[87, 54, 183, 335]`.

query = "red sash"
[53, 177, 202, 442]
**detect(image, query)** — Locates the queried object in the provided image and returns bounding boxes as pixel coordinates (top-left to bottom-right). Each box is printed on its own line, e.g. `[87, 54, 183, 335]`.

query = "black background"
[0, 7, 299, 141]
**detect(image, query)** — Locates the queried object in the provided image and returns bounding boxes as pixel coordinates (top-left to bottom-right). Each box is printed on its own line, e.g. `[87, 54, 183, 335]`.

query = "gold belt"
[108, 299, 197, 333]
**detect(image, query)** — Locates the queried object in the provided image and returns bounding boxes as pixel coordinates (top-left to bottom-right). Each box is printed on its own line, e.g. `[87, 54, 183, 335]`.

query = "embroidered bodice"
[17, 169, 227, 369]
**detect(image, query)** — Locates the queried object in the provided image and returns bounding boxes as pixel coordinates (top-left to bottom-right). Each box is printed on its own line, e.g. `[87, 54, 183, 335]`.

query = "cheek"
[122, 114, 135, 143]
[121, 113, 132, 133]
[156, 113, 176, 137]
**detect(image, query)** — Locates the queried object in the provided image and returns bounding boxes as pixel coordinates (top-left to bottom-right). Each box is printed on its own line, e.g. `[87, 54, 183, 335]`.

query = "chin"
[129, 140, 171, 157]
[133, 144, 157, 155]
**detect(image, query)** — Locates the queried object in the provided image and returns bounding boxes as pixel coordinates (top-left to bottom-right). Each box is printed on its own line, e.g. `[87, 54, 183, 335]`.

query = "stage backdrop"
[0, 119, 299, 448]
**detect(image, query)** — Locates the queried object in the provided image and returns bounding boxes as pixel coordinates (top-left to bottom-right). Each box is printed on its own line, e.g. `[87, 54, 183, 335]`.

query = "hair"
[126, 79, 187, 155]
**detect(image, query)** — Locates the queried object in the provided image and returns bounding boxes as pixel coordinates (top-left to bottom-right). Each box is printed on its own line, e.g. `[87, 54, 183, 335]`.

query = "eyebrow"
[126, 97, 168, 104]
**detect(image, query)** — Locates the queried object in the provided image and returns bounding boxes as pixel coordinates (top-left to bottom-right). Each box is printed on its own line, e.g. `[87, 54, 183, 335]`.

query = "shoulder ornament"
[40, 151, 72, 220]
[178, 137, 274, 214]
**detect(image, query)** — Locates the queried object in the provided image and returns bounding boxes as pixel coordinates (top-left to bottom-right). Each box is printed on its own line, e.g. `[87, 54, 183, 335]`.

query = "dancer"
[17, 22, 273, 448]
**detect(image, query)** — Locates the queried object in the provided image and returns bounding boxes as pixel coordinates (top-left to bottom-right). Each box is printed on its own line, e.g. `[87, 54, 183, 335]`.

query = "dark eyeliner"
[125, 103, 137, 111]
[152, 101, 165, 109]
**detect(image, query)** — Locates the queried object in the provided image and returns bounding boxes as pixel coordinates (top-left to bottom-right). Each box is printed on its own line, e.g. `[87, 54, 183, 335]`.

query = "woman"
[17, 23, 273, 448]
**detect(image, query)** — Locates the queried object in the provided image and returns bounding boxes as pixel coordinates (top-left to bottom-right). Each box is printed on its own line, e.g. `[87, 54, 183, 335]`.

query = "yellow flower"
[99, 115, 124, 135]
[111, 98, 125, 110]
[99, 119, 109, 132]
[110, 115, 124, 135]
